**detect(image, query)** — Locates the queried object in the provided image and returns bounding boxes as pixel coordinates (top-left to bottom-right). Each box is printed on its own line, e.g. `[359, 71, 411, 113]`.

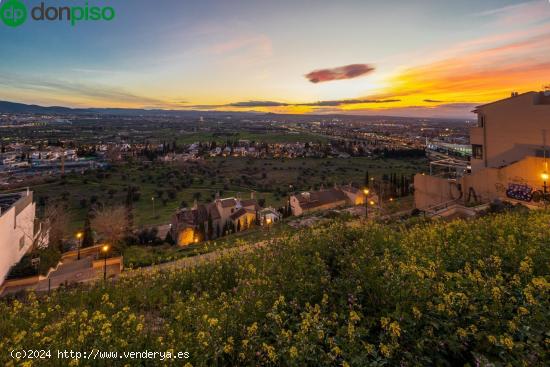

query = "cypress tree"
[82, 214, 94, 248]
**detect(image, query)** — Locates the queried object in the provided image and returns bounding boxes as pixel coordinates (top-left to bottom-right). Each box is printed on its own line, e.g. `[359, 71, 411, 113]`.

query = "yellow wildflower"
[519, 257, 532, 274]
[262, 343, 277, 362]
[492, 287, 502, 302]
[379, 343, 391, 357]
[389, 321, 401, 338]
[247, 322, 258, 336]
[412, 306, 422, 319]
[289, 346, 298, 359]
[364, 343, 375, 354]
[517, 306, 529, 316]
[531, 277, 549, 290]
[500, 335, 514, 350]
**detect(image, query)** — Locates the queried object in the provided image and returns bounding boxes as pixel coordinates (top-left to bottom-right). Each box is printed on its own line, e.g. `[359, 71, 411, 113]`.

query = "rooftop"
[0, 191, 31, 217]
[473, 91, 550, 112]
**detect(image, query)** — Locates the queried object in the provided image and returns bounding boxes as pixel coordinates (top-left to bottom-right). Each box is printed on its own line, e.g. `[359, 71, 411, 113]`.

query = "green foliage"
[7, 247, 61, 279]
[1, 212, 549, 366]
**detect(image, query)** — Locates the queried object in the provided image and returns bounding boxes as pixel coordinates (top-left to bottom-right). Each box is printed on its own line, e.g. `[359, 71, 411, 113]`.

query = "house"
[0, 190, 42, 285]
[290, 185, 366, 216]
[415, 91, 550, 213]
[171, 193, 260, 246]
[258, 207, 282, 225]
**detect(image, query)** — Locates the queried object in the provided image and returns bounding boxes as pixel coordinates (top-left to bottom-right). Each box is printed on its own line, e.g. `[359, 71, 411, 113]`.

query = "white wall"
[0, 198, 35, 285]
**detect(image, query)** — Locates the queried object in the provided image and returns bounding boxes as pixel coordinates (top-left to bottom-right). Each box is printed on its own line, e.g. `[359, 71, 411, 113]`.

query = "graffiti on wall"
[505, 183, 533, 202]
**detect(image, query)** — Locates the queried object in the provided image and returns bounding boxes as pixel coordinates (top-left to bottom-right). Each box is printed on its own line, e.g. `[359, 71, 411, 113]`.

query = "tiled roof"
[221, 198, 237, 208]
[296, 188, 348, 209]
[240, 199, 260, 211]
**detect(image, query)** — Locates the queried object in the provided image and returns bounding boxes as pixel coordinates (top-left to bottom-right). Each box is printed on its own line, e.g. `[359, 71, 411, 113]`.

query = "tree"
[43, 204, 70, 252]
[91, 206, 128, 248]
[198, 222, 206, 241]
[165, 230, 175, 245]
[82, 214, 94, 248]
[207, 213, 213, 240]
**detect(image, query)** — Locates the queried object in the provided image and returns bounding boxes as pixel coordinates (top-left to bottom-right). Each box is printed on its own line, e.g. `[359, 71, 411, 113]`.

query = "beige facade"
[415, 91, 550, 211]
[415, 156, 550, 209]
[471, 91, 550, 173]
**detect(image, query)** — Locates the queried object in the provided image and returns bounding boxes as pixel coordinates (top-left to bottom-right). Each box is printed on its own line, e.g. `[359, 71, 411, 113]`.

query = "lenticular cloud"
[305, 64, 375, 83]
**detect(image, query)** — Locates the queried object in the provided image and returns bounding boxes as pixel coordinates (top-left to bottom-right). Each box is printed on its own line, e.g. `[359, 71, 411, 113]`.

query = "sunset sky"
[0, 0, 549, 117]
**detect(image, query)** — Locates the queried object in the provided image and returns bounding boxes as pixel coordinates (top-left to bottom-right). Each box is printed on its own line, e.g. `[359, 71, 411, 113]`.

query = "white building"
[0, 190, 39, 285]
[258, 207, 282, 225]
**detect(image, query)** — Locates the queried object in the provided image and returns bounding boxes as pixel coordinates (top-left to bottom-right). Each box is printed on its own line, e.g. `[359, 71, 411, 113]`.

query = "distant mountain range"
[0, 100, 468, 122]
[0, 100, 260, 118]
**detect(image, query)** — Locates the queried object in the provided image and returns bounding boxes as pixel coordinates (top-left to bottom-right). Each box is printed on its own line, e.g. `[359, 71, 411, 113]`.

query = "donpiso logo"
[1, 0, 116, 27]
[0, 0, 27, 27]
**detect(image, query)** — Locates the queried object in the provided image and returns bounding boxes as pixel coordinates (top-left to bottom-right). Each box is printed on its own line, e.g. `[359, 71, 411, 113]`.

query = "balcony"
[469, 127, 483, 145]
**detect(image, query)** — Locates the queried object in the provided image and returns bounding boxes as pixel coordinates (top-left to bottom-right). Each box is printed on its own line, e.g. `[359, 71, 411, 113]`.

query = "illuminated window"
[472, 144, 483, 159]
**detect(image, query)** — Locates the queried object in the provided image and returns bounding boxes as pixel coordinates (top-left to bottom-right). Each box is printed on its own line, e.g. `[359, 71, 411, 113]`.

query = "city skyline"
[0, 0, 549, 117]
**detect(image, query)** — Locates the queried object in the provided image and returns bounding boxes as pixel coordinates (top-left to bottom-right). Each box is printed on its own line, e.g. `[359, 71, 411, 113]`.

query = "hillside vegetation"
[1, 212, 549, 366]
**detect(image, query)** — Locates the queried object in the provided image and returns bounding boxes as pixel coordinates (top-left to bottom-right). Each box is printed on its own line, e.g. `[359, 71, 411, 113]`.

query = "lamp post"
[363, 188, 370, 218]
[101, 244, 110, 280]
[542, 171, 549, 208]
[266, 217, 272, 231]
[151, 196, 156, 218]
[76, 231, 83, 260]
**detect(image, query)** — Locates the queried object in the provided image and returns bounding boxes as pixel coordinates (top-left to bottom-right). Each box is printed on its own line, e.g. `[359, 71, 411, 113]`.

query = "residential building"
[258, 207, 282, 225]
[415, 91, 550, 213]
[0, 190, 40, 285]
[171, 193, 260, 246]
[290, 185, 366, 216]
[470, 91, 550, 173]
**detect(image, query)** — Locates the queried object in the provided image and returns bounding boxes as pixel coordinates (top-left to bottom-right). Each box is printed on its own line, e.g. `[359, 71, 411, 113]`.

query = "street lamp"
[75, 231, 83, 260]
[266, 217, 272, 231]
[363, 188, 370, 218]
[542, 171, 549, 208]
[101, 244, 110, 280]
[151, 196, 156, 218]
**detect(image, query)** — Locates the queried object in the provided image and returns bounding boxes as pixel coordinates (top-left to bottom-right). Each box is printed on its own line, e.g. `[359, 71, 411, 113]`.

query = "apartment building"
[415, 91, 550, 212]
[470, 91, 550, 173]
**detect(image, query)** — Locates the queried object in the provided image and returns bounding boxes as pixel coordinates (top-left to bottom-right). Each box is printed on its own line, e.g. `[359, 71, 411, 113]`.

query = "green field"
[172, 131, 328, 144]
[24, 156, 426, 231]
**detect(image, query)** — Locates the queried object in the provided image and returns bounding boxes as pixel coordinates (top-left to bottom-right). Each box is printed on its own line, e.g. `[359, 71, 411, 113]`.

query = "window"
[478, 115, 485, 128]
[19, 236, 25, 250]
[472, 144, 483, 159]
